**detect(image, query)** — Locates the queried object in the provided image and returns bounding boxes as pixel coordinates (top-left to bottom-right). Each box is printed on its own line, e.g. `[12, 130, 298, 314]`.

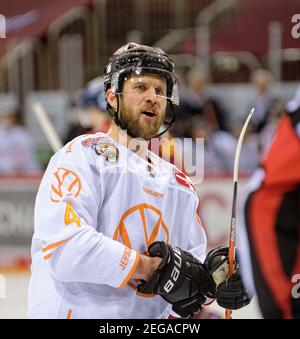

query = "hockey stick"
[32, 102, 63, 153]
[225, 108, 254, 319]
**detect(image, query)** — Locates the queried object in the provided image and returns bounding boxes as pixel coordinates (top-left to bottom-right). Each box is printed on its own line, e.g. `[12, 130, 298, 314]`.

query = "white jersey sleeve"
[187, 208, 207, 263]
[33, 136, 140, 289]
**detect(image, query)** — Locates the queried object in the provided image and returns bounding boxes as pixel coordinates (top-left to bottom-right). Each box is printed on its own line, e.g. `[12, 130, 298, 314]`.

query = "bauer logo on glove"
[137, 241, 215, 318]
[163, 245, 182, 293]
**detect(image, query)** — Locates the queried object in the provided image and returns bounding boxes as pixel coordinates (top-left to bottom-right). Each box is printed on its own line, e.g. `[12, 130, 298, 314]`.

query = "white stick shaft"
[32, 102, 63, 153]
[233, 108, 255, 182]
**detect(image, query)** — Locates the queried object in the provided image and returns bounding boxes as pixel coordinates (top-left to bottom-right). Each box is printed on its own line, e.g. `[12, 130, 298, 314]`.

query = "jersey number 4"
[64, 202, 81, 227]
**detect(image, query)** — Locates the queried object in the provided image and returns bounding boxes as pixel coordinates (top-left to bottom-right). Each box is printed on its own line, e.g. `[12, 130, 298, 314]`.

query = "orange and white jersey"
[28, 132, 206, 319]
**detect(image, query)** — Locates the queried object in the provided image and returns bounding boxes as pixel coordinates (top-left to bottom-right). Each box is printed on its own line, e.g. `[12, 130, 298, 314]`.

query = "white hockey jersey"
[28, 132, 207, 319]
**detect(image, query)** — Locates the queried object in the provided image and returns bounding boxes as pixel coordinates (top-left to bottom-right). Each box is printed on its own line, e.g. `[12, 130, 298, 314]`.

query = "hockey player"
[28, 42, 251, 319]
[240, 87, 300, 319]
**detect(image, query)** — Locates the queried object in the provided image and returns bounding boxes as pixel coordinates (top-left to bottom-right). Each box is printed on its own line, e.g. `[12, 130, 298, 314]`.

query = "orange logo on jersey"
[50, 167, 81, 203]
[142, 187, 164, 199]
[113, 203, 169, 296]
[113, 203, 169, 249]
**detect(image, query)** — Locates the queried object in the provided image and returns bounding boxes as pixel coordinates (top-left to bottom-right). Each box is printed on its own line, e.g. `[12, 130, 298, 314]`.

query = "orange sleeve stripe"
[136, 291, 156, 298]
[42, 240, 65, 253]
[66, 309, 72, 319]
[119, 251, 141, 289]
[43, 253, 52, 260]
[196, 213, 204, 229]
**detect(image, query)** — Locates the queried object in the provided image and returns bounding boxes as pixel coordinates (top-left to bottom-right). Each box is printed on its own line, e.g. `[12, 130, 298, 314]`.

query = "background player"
[240, 86, 300, 319]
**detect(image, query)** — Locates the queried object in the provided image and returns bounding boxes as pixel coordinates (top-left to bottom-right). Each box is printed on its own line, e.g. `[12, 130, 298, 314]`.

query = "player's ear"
[106, 89, 117, 111]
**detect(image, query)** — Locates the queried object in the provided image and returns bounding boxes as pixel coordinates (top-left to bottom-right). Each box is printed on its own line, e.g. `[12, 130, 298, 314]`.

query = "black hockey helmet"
[103, 42, 179, 105]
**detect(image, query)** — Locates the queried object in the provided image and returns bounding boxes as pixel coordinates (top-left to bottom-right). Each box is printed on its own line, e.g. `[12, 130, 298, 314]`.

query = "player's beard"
[118, 100, 165, 139]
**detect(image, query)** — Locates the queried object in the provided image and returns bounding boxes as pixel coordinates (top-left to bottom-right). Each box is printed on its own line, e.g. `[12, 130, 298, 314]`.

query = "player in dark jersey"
[242, 87, 300, 319]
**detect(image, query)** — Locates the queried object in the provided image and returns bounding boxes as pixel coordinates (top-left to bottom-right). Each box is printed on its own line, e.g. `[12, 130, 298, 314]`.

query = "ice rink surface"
[0, 272, 262, 319]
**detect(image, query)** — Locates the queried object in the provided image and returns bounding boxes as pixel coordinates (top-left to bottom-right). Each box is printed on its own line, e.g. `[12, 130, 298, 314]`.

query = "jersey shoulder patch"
[173, 168, 195, 193]
[81, 134, 119, 164]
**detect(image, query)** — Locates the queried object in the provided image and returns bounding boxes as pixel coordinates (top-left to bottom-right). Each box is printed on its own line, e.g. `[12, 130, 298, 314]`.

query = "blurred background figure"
[64, 77, 111, 143]
[249, 69, 283, 134]
[63, 103, 90, 144]
[175, 67, 229, 137]
[0, 110, 40, 175]
[189, 117, 235, 175]
[79, 76, 111, 133]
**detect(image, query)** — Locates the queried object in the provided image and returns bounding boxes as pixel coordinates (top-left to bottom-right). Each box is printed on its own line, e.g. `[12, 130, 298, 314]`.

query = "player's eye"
[134, 84, 146, 92]
[155, 87, 166, 96]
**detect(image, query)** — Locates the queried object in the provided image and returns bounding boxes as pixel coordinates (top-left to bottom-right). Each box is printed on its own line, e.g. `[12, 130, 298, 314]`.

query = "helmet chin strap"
[107, 95, 176, 140]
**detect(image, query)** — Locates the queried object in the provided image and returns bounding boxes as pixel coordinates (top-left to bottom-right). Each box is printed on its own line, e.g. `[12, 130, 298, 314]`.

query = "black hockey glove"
[204, 246, 252, 310]
[137, 241, 215, 318]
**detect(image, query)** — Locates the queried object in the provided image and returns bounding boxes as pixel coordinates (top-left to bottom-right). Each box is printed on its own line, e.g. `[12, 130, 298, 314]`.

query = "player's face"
[119, 73, 168, 139]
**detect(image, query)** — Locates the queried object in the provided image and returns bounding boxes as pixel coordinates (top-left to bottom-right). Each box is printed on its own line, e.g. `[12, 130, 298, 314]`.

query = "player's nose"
[144, 87, 158, 103]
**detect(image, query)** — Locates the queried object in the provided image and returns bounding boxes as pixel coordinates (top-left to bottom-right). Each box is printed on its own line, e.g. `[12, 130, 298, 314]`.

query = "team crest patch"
[82, 137, 119, 163]
[81, 136, 111, 148]
[93, 143, 119, 163]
